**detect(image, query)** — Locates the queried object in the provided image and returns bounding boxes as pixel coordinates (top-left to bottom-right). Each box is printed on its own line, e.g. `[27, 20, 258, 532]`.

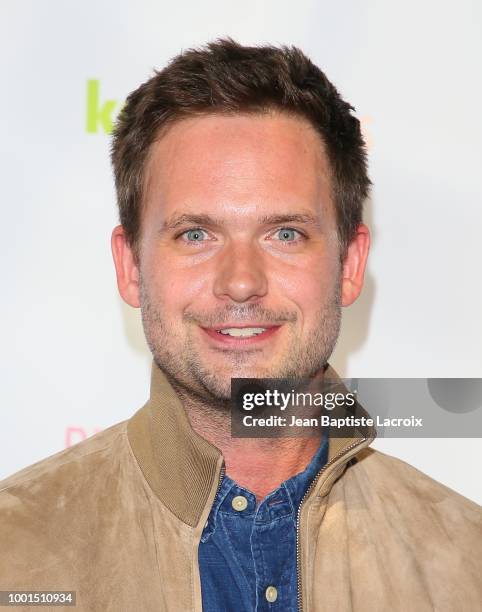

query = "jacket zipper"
[296, 438, 367, 612]
[215, 461, 226, 499]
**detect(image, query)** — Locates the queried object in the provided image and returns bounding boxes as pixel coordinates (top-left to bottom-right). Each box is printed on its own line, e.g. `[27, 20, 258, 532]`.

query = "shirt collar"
[201, 432, 329, 542]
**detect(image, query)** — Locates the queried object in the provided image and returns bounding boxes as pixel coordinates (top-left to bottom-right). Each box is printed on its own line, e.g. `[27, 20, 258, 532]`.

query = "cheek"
[272, 256, 339, 307]
[268, 228, 341, 296]
[145, 258, 213, 312]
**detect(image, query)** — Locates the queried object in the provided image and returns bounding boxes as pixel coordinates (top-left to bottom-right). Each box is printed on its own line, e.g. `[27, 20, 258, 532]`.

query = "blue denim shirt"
[199, 435, 329, 611]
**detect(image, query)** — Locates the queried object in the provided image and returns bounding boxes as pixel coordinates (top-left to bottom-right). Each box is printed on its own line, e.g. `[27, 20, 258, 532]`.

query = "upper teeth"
[218, 327, 267, 337]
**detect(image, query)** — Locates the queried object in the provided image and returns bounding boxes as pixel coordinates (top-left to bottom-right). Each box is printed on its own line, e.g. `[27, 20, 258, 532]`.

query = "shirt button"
[265, 586, 278, 602]
[231, 495, 248, 511]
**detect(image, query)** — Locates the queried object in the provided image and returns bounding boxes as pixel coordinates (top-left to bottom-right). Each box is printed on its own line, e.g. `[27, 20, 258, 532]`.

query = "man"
[0, 39, 480, 611]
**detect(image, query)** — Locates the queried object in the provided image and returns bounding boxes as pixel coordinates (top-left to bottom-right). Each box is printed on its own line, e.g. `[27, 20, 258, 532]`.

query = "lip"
[201, 324, 282, 346]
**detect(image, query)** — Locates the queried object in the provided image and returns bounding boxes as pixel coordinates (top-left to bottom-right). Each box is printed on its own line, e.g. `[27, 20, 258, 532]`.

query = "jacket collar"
[127, 360, 376, 528]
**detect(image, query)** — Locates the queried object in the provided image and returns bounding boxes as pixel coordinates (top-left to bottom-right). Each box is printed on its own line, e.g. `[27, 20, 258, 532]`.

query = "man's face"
[136, 112, 343, 400]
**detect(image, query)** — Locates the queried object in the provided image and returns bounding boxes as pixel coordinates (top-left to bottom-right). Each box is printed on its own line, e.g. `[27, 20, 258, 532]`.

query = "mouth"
[201, 324, 282, 346]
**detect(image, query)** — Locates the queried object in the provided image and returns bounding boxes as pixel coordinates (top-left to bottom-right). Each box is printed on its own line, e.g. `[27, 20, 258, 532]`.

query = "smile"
[201, 324, 281, 345]
[217, 327, 266, 337]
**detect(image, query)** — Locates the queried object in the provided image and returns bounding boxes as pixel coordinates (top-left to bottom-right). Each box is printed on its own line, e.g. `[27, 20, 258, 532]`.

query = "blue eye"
[276, 228, 298, 241]
[185, 229, 207, 241]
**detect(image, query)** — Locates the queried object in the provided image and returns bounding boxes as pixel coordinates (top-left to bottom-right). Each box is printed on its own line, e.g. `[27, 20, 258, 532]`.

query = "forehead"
[142, 112, 334, 224]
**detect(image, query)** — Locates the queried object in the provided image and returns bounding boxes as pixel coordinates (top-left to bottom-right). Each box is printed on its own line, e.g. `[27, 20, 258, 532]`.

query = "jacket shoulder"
[328, 448, 482, 606]
[0, 420, 135, 541]
[0, 420, 147, 586]
[351, 447, 480, 511]
[0, 420, 129, 493]
[342, 447, 482, 538]
[356, 448, 482, 504]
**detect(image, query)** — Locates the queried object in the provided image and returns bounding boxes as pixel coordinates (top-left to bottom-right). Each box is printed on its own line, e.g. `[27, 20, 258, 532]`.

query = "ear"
[341, 223, 370, 307]
[111, 225, 141, 308]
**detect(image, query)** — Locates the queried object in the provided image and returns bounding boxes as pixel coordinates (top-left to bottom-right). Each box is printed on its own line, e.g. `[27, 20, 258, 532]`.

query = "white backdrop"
[1, 0, 481, 503]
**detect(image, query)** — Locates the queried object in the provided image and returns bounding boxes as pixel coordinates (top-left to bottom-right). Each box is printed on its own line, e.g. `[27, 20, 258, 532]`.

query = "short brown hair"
[111, 38, 370, 263]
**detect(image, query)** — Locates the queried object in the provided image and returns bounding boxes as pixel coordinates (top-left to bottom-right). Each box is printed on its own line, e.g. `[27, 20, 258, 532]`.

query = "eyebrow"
[161, 212, 322, 232]
[162, 213, 223, 231]
[258, 213, 321, 227]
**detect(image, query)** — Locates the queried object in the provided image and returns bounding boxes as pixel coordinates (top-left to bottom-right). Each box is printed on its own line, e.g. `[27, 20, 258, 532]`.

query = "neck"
[170, 380, 323, 503]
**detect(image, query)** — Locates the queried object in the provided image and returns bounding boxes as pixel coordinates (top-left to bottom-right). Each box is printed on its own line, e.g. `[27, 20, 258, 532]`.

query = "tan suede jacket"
[1, 362, 481, 611]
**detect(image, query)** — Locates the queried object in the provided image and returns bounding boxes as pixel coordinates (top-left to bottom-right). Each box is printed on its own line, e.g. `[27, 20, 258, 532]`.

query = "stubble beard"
[139, 273, 342, 404]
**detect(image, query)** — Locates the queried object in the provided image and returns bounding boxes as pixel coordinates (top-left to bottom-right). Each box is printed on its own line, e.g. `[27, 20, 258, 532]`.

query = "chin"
[218, 362, 274, 379]
[196, 365, 271, 399]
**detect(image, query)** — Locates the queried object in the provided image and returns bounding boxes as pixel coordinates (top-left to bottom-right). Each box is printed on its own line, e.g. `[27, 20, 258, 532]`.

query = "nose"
[213, 240, 268, 303]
